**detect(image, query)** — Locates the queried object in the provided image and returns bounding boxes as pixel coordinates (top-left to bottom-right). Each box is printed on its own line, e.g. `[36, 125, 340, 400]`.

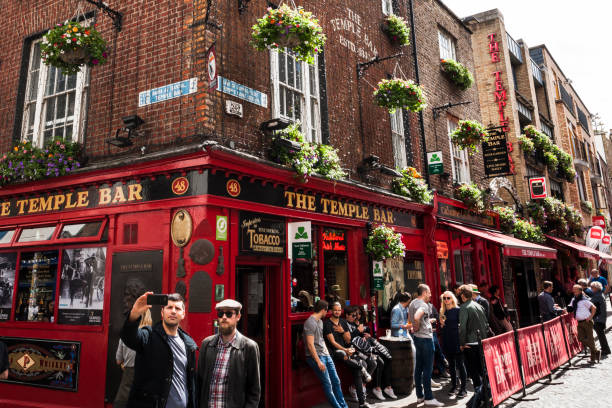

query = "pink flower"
[102, 51, 108, 58]
[91, 59, 99, 65]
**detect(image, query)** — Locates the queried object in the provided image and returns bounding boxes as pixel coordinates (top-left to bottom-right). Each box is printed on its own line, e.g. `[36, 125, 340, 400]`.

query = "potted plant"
[581, 200, 594, 215]
[373, 78, 426, 113]
[314, 144, 346, 180]
[391, 167, 433, 204]
[440, 59, 474, 90]
[512, 218, 545, 244]
[251, 5, 326, 64]
[494, 206, 517, 234]
[454, 182, 485, 212]
[450, 120, 489, 154]
[365, 224, 406, 261]
[382, 14, 410, 46]
[40, 21, 108, 75]
[518, 135, 535, 154]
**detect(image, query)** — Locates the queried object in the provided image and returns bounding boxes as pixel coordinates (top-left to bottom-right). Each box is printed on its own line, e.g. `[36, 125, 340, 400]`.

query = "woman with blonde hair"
[439, 291, 467, 399]
[114, 309, 152, 408]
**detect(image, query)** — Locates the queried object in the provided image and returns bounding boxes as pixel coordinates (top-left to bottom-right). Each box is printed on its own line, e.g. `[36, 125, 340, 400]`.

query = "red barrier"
[561, 314, 583, 356]
[517, 325, 550, 385]
[542, 317, 570, 370]
[482, 331, 523, 406]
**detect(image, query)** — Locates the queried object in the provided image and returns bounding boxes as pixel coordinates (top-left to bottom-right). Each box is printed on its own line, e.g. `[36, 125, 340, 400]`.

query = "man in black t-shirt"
[1, 340, 9, 380]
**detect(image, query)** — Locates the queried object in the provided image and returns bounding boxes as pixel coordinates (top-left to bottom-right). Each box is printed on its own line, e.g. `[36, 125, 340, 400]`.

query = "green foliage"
[41, 21, 108, 75]
[543, 151, 558, 173]
[450, 120, 489, 155]
[454, 182, 486, 212]
[581, 200, 593, 215]
[391, 167, 433, 204]
[440, 59, 474, 90]
[494, 206, 517, 233]
[314, 144, 346, 180]
[373, 78, 427, 113]
[526, 197, 584, 239]
[0, 139, 83, 186]
[522, 125, 575, 181]
[366, 224, 406, 261]
[518, 135, 535, 154]
[513, 218, 545, 244]
[383, 14, 411, 46]
[251, 5, 326, 64]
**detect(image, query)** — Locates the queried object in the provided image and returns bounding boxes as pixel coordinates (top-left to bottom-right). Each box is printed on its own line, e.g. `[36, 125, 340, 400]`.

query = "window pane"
[323, 233, 348, 305]
[28, 70, 40, 101]
[45, 99, 56, 126]
[278, 52, 286, 84]
[46, 67, 57, 96]
[295, 59, 302, 90]
[287, 55, 295, 87]
[67, 91, 75, 118]
[0, 253, 18, 320]
[309, 65, 316, 95]
[279, 87, 286, 116]
[67, 73, 77, 90]
[0, 230, 15, 244]
[293, 92, 302, 121]
[15, 250, 58, 322]
[57, 71, 67, 93]
[291, 226, 318, 313]
[59, 221, 103, 239]
[18, 226, 56, 242]
[56, 93, 66, 121]
[31, 43, 41, 70]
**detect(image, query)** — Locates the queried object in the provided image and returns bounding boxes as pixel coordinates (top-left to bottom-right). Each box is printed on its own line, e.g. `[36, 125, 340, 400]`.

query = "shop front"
[0, 145, 430, 408]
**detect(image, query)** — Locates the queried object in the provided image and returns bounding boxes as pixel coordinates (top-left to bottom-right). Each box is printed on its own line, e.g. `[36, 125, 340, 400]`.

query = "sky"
[442, 0, 612, 140]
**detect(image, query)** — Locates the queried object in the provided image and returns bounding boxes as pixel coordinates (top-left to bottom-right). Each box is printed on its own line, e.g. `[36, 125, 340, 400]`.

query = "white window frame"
[270, 51, 321, 143]
[21, 38, 89, 148]
[382, 0, 394, 15]
[390, 110, 407, 169]
[438, 29, 456, 61]
[448, 117, 471, 184]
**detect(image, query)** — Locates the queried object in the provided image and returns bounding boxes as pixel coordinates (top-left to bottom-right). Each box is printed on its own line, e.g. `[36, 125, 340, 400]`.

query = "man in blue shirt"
[390, 292, 411, 337]
[588, 269, 608, 293]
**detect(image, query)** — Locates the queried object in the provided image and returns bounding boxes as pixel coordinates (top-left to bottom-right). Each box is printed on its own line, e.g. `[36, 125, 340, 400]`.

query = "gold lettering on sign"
[99, 188, 111, 205]
[1, 202, 9, 216]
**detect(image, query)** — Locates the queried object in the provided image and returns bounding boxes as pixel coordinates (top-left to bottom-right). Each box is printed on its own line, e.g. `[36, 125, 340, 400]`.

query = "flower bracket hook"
[238, 0, 252, 14]
[84, 0, 123, 31]
[357, 52, 404, 79]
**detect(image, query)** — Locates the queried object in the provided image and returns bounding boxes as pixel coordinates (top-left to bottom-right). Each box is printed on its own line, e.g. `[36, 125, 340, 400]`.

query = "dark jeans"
[433, 332, 447, 375]
[594, 321, 611, 354]
[306, 355, 349, 408]
[373, 354, 392, 389]
[446, 351, 467, 391]
[463, 346, 483, 388]
[413, 336, 435, 400]
[332, 351, 373, 404]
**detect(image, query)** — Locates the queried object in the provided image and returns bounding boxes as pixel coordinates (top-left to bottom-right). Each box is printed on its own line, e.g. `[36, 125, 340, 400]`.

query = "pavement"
[314, 309, 612, 408]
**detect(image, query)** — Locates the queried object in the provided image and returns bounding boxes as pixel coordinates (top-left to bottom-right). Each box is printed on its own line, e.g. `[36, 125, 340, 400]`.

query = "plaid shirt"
[208, 334, 236, 408]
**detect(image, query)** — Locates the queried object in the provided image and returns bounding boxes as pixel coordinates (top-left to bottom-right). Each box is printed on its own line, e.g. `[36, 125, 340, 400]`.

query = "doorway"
[236, 264, 283, 408]
[512, 258, 538, 327]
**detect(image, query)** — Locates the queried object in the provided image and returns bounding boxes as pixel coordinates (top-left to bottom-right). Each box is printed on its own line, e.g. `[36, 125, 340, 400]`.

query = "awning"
[546, 235, 612, 261]
[440, 222, 557, 259]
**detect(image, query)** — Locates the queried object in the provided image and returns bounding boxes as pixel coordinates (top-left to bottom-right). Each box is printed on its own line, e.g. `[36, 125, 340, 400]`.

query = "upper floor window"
[21, 39, 89, 147]
[382, 0, 394, 15]
[438, 29, 456, 61]
[390, 110, 407, 169]
[448, 117, 470, 184]
[271, 51, 321, 143]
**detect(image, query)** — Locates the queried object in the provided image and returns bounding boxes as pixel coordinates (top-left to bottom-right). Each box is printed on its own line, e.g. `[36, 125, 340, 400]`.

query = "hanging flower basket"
[518, 135, 535, 154]
[391, 167, 433, 204]
[251, 5, 326, 64]
[440, 59, 474, 90]
[366, 224, 406, 261]
[382, 14, 411, 46]
[41, 21, 108, 76]
[373, 78, 426, 113]
[454, 182, 486, 212]
[450, 120, 489, 155]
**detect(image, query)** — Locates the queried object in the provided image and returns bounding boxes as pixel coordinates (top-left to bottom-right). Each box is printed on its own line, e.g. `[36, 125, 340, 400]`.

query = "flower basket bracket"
[83, 0, 123, 31]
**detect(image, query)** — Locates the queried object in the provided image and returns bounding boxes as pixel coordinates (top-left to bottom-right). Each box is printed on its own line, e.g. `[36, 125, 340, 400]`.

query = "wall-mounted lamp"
[106, 115, 145, 148]
[260, 117, 291, 137]
[357, 155, 402, 181]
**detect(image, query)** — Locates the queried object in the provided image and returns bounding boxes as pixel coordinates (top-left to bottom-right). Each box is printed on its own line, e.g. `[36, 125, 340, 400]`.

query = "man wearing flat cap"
[197, 299, 261, 408]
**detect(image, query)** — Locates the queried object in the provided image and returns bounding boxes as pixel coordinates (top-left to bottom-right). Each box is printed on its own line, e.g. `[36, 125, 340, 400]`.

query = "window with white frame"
[390, 110, 406, 169]
[382, 0, 394, 15]
[21, 39, 89, 147]
[438, 29, 456, 61]
[448, 117, 470, 184]
[270, 51, 321, 143]
[576, 170, 587, 201]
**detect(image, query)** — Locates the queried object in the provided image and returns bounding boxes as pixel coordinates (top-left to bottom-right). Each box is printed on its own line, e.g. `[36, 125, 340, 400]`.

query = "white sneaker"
[384, 386, 398, 399]
[348, 386, 358, 402]
[424, 398, 444, 407]
[417, 397, 425, 404]
[372, 387, 386, 400]
[431, 380, 442, 388]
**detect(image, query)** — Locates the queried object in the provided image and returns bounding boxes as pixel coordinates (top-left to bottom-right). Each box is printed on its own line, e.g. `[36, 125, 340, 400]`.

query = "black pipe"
[408, 0, 429, 185]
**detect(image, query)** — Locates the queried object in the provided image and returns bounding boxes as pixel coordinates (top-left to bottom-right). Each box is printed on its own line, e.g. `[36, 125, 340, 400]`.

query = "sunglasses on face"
[217, 310, 236, 318]
[443, 297, 452, 300]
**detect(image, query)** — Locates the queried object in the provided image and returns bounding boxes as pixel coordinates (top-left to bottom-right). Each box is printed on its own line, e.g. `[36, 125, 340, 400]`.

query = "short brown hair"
[542, 281, 553, 290]
[458, 284, 473, 300]
[417, 284, 430, 296]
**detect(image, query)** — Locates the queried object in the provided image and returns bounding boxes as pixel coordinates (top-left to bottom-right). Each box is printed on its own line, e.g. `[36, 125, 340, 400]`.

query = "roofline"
[436, 0, 473, 34]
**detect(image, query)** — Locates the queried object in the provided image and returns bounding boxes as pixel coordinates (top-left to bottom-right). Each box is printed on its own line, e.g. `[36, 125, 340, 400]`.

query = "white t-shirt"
[570, 297, 594, 321]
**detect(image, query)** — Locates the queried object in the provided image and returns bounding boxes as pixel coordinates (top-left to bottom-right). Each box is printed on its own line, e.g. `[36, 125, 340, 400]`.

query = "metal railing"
[530, 58, 543, 86]
[577, 107, 590, 134]
[517, 99, 532, 121]
[541, 122, 553, 138]
[558, 82, 574, 113]
[507, 32, 523, 63]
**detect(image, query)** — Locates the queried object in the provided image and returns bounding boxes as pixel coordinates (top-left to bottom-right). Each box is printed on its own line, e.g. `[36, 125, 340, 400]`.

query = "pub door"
[104, 250, 164, 404]
[512, 258, 538, 327]
[236, 265, 283, 408]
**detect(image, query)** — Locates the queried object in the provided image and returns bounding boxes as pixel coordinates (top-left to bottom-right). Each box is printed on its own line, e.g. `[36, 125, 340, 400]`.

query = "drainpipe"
[408, 0, 429, 186]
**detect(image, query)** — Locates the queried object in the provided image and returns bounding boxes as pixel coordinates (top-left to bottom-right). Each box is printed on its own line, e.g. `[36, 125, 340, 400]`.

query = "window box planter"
[391, 167, 433, 204]
[440, 59, 474, 90]
[381, 14, 410, 46]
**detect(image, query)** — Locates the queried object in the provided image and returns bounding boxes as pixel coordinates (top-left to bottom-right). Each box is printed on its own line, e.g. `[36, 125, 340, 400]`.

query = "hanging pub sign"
[427, 151, 443, 175]
[593, 216, 606, 228]
[239, 212, 285, 256]
[586, 226, 604, 249]
[3, 337, 80, 391]
[529, 177, 547, 199]
[482, 127, 510, 177]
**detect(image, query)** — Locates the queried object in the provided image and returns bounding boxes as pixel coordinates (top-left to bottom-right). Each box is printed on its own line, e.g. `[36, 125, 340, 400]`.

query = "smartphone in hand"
[147, 294, 168, 306]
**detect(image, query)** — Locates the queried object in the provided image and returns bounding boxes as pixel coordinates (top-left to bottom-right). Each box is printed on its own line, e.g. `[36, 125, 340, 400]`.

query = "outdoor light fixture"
[106, 115, 145, 148]
[260, 117, 291, 136]
[357, 155, 402, 179]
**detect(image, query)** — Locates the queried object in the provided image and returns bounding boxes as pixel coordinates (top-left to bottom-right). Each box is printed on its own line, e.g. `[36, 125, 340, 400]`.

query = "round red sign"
[226, 179, 241, 197]
[171, 177, 189, 195]
[603, 235, 611, 245]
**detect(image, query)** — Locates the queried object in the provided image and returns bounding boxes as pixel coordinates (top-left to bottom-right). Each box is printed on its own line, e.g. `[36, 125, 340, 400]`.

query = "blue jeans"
[306, 355, 349, 408]
[413, 336, 435, 400]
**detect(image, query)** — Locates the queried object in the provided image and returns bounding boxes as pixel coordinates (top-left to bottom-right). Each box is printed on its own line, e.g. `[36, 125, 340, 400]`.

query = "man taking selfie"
[120, 292, 198, 408]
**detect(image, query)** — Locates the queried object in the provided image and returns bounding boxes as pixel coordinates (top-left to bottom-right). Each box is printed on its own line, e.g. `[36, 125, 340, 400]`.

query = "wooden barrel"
[379, 337, 415, 396]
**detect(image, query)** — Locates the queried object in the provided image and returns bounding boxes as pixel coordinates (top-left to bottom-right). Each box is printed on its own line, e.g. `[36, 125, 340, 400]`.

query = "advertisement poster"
[58, 247, 107, 325]
[483, 331, 523, 406]
[517, 325, 550, 385]
[0, 252, 17, 321]
[543, 317, 570, 370]
[239, 212, 285, 257]
[15, 251, 58, 322]
[4, 337, 80, 391]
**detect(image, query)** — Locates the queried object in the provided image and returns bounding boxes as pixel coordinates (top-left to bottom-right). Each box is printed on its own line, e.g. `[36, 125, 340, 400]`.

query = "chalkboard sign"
[482, 128, 510, 177]
[239, 212, 285, 257]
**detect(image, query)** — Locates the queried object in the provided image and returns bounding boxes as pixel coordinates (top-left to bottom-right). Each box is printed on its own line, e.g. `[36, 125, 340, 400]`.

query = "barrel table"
[379, 336, 415, 396]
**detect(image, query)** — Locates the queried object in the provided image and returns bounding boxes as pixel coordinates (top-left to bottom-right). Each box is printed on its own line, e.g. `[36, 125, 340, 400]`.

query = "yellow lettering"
[39, 196, 53, 212]
[284, 191, 295, 208]
[361, 206, 369, 220]
[28, 198, 39, 213]
[53, 194, 65, 210]
[373, 208, 380, 222]
[338, 201, 348, 217]
[307, 195, 316, 211]
[77, 191, 89, 207]
[112, 187, 127, 204]
[380, 210, 388, 223]
[98, 188, 111, 205]
[128, 184, 143, 201]
[16, 199, 27, 215]
[348, 204, 357, 218]
[387, 210, 394, 224]
[321, 198, 330, 213]
[1, 202, 9, 216]
[65, 193, 77, 209]
[330, 200, 338, 215]
[295, 193, 306, 209]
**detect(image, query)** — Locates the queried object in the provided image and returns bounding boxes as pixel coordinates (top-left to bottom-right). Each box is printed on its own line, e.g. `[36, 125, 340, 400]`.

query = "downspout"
[408, 0, 429, 185]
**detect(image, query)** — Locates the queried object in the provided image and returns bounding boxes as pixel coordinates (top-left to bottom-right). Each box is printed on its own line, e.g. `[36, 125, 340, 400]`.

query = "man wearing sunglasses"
[197, 298, 261, 408]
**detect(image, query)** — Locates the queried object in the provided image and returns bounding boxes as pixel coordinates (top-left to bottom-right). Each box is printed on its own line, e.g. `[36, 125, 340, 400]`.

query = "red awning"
[546, 235, 612, 261]
[440, 222, 557, 259]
